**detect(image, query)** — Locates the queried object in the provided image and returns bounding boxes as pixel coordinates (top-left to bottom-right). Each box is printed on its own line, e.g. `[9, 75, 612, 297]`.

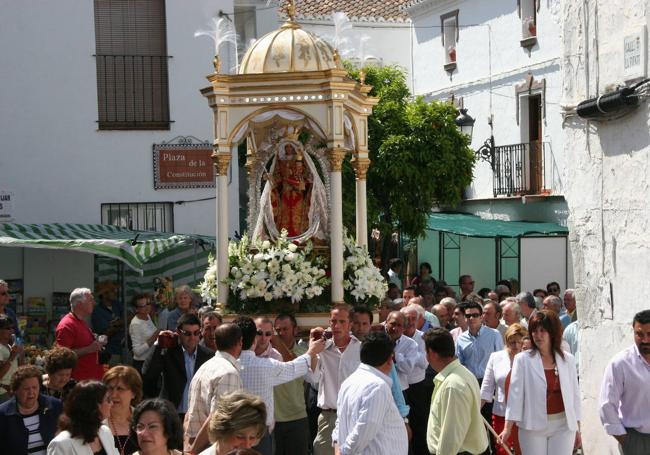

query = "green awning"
[0, 223, 215, 274]
[426, 213, 568, 238]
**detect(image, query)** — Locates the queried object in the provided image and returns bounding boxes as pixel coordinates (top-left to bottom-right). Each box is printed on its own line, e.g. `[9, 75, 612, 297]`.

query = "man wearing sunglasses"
[142, 312, 214, 421]
[254, 317, 282, 361]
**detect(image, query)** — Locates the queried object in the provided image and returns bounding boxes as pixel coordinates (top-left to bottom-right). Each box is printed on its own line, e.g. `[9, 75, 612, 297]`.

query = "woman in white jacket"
[480, 323, 528, 454]
[47, 381, 119, 455]
[498, 310, 581, 455]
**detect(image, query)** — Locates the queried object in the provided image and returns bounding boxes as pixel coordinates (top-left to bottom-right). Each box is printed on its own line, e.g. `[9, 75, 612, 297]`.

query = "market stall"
[0, 223, 215, 351]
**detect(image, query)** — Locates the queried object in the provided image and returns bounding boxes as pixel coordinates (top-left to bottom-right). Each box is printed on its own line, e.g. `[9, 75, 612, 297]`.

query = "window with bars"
[94, 0, 171, 130]
[101, 202, 174, 232]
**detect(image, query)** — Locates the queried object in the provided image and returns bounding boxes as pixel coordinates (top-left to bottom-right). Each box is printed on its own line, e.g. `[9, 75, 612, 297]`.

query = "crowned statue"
[252, 126, 329, 243]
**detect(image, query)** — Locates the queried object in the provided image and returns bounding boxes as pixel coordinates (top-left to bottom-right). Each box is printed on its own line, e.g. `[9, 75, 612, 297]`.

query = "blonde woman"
[480, 323, 528, 454]
[200, 392, 267, 455]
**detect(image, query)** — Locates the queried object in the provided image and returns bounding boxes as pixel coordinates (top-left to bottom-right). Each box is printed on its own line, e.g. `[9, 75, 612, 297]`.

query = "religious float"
[199, 2, 385, 321]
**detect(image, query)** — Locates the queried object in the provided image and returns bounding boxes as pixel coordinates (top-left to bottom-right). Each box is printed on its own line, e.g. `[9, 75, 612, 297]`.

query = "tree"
[343, 64, 476, 243]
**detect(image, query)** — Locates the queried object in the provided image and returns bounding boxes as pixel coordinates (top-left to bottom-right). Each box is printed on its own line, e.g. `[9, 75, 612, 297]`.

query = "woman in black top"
[42, 346, 77, 402]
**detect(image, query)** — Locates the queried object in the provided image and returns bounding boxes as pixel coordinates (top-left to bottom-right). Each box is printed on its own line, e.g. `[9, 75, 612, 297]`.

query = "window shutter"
[94, 0, 170, 129]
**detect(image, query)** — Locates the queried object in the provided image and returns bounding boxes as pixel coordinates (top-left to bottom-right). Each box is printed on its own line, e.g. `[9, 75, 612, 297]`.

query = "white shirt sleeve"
[338, 384, 389, 454]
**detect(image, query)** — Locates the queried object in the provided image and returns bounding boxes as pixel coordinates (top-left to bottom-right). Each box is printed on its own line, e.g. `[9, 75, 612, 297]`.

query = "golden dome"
[239, 21, 338, 74]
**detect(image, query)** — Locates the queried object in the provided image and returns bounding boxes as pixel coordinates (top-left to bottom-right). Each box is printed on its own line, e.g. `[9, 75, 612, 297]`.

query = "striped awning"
[0, 223, 215, 274]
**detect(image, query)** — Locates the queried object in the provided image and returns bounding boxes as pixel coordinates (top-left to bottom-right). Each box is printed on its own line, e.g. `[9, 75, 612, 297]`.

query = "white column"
[356, 179, 367, 248]
[353, 157, 370, 248]
[329, 149, 346, 303]
[213, 153, 231, 306]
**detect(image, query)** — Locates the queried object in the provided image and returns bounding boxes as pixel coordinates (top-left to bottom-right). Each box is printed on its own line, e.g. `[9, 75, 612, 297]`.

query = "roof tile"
[290, 0, 411, 22]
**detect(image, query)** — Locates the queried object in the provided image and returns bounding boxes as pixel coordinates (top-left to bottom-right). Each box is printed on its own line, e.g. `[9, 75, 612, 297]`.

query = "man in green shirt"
[272, 313, 310, 455]
[425, 328, 488, 455]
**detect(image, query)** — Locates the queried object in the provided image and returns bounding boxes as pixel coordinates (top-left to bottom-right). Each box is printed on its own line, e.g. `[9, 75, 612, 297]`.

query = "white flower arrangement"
[199, 254, 219, 305]
[200, 229, 329, 306]
[343, 231, 387, 305]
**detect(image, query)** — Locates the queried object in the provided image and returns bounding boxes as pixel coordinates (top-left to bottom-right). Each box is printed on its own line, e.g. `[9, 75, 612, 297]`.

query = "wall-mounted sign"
[0, 191, 14, 221]
[623, 26, 647, 82]
[153, 137, 215, 189]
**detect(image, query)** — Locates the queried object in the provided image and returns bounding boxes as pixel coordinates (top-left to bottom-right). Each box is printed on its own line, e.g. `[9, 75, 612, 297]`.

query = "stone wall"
[561, 0, 650, 452]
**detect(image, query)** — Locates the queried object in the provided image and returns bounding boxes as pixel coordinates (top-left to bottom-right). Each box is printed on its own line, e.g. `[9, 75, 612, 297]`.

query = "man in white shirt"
[332, 331, 408, 455]
[484, 301, 507, 340]
[385, 311, 419, 391]
[401, 305, 432, 455]
[306, 304, 361, 455]
[600, 309, 650, 454]
[387, 258, 403, 290]
[235, 316, 325, 455]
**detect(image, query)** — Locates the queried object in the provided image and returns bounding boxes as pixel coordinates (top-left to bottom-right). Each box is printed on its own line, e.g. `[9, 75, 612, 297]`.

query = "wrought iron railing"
[493, 142, 547, 197]
[95, 54, 171, 130]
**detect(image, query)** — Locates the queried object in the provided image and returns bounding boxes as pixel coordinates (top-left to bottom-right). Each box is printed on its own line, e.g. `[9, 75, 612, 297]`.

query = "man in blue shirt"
[91, 282, 124, 365]
[455, 302, 504, 381]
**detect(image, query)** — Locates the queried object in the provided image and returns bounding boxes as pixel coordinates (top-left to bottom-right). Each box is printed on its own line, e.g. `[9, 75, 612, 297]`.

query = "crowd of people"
[0, 273, 648, 455]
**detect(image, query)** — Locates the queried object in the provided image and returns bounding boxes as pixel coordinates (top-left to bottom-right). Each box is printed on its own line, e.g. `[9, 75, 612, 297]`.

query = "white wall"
[0, 0, 238, 237]
[241, 1, 414, 90]
[561, 0, 650, 452]
[299, 21, 413, 90]
[408, 0, 565, 201]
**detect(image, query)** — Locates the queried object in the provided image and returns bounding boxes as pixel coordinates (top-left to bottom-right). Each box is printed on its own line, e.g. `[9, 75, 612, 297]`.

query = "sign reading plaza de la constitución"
[153, 140, 215, 190]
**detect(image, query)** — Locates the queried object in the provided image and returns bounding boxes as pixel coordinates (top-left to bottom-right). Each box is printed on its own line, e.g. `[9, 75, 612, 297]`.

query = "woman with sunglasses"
[129, 294, 159, 374]
[498, 310, 581, 454]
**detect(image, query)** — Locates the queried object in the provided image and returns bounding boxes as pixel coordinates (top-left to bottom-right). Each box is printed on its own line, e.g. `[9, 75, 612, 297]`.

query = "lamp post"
[455, 108, 495, 171]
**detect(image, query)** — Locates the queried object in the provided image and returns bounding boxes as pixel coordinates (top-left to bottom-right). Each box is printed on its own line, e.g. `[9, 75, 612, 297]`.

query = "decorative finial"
[359, 70, 366, 85]
[333, 49, 342, 68]
[213, 55, 221, 73]
[286, 0, 296, 21]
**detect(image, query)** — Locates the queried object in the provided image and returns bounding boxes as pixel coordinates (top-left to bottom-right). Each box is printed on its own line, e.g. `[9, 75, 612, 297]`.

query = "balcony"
[493, 142, 555, 197]
[95, 54, 171, 130]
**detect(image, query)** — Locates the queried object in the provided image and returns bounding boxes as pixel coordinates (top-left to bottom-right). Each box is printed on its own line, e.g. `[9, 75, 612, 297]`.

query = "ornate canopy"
[201, 11, 378, 305]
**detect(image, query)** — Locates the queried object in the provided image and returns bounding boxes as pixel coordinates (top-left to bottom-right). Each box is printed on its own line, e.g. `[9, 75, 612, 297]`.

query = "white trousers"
[518, 413, 576, 455]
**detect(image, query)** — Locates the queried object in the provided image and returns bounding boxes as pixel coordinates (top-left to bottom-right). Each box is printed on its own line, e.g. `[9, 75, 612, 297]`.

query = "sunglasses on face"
[465, 313, 482, 319]
[256, 330, 273, 337]
[178, 329, 201, 337]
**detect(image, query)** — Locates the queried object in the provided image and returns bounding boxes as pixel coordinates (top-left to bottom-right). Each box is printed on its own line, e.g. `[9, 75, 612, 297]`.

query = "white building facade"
[0, 0, 238, 299]
[561, 0, 650, 452]
[233, 0, 414, 89]
[405, 0, 573, 293]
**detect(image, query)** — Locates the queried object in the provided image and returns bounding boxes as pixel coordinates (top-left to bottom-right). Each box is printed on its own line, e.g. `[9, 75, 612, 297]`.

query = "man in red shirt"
[55, 288, 104, 380]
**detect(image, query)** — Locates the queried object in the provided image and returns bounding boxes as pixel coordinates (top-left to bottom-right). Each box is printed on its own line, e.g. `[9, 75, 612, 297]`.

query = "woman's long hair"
[59, 380, 107, 443]
[527, 309, 565, 359]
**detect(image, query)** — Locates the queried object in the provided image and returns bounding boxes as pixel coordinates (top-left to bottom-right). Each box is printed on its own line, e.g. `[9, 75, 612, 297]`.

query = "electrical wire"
[174, 196, 216, 205]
